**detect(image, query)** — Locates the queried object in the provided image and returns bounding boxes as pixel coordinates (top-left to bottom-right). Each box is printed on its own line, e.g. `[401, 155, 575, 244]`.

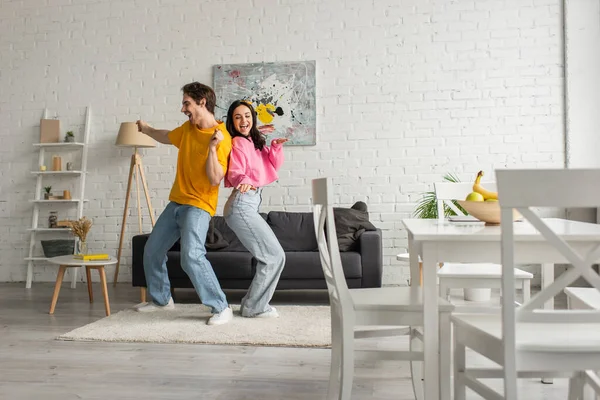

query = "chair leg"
[439, 280, 450, 301]
[409, 328, 424, 400]
[339, 321, 354, 400]
[328, 329, 342, 400]
[439, 314, 451, 400]
[453, 340, 466, 400]
[523, 279, 531, 303]
[568, 372, 584, 400]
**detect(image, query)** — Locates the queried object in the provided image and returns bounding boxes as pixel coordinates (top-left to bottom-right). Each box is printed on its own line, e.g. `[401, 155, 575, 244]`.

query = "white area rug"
[58, 304, 331, 348]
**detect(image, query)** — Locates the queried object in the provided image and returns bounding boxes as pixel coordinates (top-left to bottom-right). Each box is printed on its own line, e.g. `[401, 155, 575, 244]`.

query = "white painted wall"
[0, 0, 564, 285]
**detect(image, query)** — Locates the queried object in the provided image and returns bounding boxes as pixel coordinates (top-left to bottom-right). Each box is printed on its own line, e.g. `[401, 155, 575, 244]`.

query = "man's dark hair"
[226, 100, 266, 151]
[181, 82, 216, 114]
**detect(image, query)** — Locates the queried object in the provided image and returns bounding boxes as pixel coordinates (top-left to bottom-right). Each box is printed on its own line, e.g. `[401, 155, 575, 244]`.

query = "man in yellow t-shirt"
[134, 82, 233, 325]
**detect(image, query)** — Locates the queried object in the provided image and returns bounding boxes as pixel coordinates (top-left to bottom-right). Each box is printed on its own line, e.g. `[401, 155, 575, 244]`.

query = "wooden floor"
[0, 282, 570, 399]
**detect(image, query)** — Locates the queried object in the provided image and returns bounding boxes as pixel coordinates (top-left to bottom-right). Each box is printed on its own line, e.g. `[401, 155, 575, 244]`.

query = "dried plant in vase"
[69, 217, 93, 255]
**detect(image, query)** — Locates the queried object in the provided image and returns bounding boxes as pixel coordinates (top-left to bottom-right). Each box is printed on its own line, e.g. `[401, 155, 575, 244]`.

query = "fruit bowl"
[456, 200, 520, 225]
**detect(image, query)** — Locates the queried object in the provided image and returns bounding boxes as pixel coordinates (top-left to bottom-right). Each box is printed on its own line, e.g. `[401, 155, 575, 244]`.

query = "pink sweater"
[225, 137, 285, 188]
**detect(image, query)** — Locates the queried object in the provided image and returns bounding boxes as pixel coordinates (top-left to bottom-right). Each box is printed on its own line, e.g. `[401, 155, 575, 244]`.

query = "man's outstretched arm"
[136, 120, 172, 144]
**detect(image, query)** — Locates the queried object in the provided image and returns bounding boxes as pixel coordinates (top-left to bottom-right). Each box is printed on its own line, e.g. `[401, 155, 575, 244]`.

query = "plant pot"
[44, 193, 52, 200]
[65, 136, 74, 142]
[464, 288, 492, 302]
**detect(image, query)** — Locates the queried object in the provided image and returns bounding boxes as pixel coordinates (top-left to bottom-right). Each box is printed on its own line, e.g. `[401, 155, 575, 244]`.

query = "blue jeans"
[224, 188, 285, 317]
[143, 202, 228, 313]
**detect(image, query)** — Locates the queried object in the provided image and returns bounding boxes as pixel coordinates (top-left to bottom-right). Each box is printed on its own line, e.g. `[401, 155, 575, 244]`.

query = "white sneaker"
[135, 298, 175, 312]
[254, 307, 279, 319]
[207, 307, 233, 325]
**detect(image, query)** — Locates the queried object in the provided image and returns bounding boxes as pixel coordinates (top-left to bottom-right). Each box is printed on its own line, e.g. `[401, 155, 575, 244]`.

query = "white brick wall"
[0, 0, 564, 285]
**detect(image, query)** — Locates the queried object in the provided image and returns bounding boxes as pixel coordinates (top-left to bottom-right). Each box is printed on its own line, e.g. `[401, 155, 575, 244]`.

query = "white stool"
[396, 253, 533, 303]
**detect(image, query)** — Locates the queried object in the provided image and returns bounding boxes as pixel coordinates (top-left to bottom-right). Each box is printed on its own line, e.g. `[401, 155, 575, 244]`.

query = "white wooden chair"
[452, 169, 600, 400]
[434, 182, 533, 304]
[312, 177, 454, 400]
[565, 287, 600, 399]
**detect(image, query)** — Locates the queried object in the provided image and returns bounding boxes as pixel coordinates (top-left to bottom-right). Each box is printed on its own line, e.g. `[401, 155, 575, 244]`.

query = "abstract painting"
[213, 61, 316, 146]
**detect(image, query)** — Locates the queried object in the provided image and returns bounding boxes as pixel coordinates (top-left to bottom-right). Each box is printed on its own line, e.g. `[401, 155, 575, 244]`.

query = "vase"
[77, 240, 88, 255]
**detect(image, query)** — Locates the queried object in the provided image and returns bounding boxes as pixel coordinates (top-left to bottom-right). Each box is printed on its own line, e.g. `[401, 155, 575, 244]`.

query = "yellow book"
[73, 253, 110, 261]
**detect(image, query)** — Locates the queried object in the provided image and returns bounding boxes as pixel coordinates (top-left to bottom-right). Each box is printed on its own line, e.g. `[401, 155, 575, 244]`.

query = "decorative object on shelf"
[66, 162, 73, 171]
[40, 165, 47, 171]
[52, 155, 62, 171]
[113, 122, 157, 285]
[44, 186, 52, 200]
[69, 216, 93, 255]
[41, 239, 75, 258]
[48, 211, 58, 228]
[63, 190, 71, 200]
[57, 220, 71, 228]
[64, 131, 75, 142]
[40, 119, 60, 143]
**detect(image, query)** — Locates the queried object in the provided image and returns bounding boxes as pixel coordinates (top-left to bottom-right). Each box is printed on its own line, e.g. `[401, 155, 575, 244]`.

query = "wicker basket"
[41, 239, 75, 258]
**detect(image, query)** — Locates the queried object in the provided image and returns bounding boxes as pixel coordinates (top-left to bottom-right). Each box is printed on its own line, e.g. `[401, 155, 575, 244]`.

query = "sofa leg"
[140, 287, 146, 303]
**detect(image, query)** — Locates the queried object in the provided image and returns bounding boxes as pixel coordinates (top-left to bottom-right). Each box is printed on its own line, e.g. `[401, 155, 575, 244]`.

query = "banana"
[473, 171, 498, 200]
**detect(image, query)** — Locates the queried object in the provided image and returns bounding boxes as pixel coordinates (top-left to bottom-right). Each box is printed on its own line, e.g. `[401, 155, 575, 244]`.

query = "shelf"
[31, 171, 83, 176]
[33, 143, 84, 150]
[27, 228, 72, 232]
[30, 199, 88, 203]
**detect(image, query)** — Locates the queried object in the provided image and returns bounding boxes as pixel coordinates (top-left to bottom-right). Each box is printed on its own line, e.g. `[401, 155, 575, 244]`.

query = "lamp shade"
[115, 122, 156, 148]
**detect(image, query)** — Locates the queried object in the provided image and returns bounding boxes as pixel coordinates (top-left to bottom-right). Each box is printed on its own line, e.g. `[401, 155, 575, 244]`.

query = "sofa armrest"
[358, 229, 383, 288]
[132, 234, 150, 287]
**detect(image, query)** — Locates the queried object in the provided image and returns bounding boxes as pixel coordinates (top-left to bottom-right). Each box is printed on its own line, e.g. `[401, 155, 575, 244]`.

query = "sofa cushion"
[267, 211, 318, 251]
[166, 251, 254, 280]
[333, 206, 377, 251]
[280, 251, 362, 279]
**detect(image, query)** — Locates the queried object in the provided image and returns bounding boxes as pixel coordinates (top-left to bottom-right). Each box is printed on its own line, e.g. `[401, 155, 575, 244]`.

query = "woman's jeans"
[224, 188, 285, 317]
[143, 202, 228, 313]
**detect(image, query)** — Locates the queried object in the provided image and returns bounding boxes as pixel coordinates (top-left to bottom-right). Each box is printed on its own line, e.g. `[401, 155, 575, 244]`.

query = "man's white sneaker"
[254, 307, 279, 319]
[207, 307, 233, 325]
[135, 298, 175, 312]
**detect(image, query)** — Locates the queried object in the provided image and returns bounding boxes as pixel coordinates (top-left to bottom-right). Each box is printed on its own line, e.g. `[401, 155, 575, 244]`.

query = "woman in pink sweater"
[223, 100, 288, 318]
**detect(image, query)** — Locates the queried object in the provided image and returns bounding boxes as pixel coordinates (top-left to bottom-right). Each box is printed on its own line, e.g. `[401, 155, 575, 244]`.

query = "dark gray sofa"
[131, 210, 383, 292]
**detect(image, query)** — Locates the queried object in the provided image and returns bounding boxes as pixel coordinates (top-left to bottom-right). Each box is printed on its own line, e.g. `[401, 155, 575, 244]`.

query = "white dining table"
[402, 217, 600, 400]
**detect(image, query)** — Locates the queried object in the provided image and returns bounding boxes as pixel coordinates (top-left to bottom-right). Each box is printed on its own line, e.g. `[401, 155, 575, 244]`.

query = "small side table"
[47, 255, 117, 316]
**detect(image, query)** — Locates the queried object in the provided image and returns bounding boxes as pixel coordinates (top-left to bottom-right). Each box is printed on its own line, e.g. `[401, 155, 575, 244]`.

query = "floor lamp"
[114, 122, 157, 286]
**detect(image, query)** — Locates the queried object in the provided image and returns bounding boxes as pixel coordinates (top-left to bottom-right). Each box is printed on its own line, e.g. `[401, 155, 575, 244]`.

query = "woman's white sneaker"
[207, 307, 233, 325]
[134, 298, 175, 312]
[254, 307, 279, 318]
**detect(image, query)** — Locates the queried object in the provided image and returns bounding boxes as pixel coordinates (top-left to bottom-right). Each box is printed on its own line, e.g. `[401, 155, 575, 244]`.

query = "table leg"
[97, 266, 111, 316]
[541, 263, 555, 384]
[86, 266, 93, 303]
[422, 243, 440, 400]
[49, 265, 67, 314]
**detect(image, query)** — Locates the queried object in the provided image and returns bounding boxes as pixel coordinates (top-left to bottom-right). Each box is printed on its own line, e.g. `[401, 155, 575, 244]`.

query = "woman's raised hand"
[271, 138, 289, 145]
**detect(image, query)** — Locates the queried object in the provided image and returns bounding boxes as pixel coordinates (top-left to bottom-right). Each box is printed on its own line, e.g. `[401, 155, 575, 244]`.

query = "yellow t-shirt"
[168, 121, 232, 216]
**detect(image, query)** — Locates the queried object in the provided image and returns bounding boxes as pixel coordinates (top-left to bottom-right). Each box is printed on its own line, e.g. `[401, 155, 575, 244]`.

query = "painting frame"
[213, 60, 316, 146]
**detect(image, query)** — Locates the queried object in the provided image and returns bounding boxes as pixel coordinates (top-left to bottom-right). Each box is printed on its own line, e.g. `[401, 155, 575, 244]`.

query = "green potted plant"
[44, 186, 52, 200]
[64, 131, 75, 143]
[413, 173, 464, 218]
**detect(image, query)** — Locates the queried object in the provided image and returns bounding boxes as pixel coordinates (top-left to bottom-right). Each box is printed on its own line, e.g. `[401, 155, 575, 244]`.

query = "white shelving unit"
[25, 106, 91, 289]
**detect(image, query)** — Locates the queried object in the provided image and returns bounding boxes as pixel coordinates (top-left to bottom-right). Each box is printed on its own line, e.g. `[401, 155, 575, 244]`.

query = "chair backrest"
[311, 178, 354, 319]
[434, 181, 498, 220]
[496, 169, 600, 325]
